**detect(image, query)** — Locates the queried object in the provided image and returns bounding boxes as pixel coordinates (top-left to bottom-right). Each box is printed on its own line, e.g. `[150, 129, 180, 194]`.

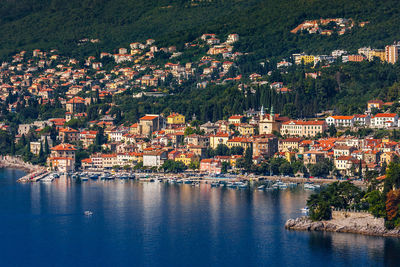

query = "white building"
[354, 114, 371, 126]
[143, 150, 167, 167]
[370, 113, 398, 128]
[325, 116, 355, 128]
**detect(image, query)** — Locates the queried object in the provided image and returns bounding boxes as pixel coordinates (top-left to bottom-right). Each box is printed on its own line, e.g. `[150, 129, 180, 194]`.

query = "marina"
[16, 170, 327, 192]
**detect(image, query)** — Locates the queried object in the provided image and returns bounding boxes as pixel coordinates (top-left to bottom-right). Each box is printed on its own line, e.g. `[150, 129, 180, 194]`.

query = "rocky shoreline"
[0, 156, 44, 173]
[285, 214, 400, 237]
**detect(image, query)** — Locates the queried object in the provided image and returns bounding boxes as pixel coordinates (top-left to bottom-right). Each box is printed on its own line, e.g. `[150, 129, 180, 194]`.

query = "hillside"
[1, 0, 400, 59]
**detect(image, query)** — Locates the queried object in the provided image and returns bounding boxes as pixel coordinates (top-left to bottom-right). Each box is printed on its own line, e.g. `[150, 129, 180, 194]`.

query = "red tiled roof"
[51, 143, 76, 151]
[283, 120, 325, 125]
[331, 116, 354, 120]
[374, 113, 397, 118]
[140, 115, 158, 121]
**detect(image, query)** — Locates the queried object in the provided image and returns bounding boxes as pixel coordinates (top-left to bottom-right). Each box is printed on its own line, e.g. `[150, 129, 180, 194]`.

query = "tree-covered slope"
[1, 0, 400, 59]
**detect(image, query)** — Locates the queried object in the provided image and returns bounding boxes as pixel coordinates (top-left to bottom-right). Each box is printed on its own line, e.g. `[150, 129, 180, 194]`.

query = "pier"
[17, 171, 49, 183]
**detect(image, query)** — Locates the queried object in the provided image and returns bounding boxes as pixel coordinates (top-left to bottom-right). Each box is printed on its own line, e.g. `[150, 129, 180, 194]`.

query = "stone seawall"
[285, 211, 400, 237]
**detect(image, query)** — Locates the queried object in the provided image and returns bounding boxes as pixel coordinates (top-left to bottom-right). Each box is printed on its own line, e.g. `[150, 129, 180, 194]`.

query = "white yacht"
[41, 176, 54, 183]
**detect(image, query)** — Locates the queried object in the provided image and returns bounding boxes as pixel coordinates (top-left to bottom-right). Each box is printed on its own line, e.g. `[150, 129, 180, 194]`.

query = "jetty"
[17, 171, 49, 183]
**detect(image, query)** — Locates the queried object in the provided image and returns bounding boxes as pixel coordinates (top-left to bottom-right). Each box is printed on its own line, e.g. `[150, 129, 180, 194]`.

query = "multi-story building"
[185, 134, 209, 147]
[65, 96, 86, 113]
[175, 152, 197, 166]
[238, 124, 255, 136]
[347, 55, 365, 62]
[59, 127, 79, 142]
[226, 137, 252, 151]
[80, 130, 97, 148]
[370, 113, 398, 128]
[303, 151, 326, 165]
[253, 135, 278, 158]
[101, 154, 118, 169]
[333, 146, 357, 158]
[139, 114, 165, 136]
[367, 100, 384, 111]
[325, 116, 354, 128]
[259, 112, 289, 135]
[278, 138, 302, 152]
[200, 159, 222, 174]
[47, 143, 76, 172]
[228, 115, 244, 125]
[385, 45, 399, 64]
[368, 49, 385, 62]
[354, 114, 371, 126]
[209, 132, 230, 149]
[30, 141, 42, 155]
[143, 150, 167, 167]
[280, 120, 327, 137]
[167, 113, 185, 125]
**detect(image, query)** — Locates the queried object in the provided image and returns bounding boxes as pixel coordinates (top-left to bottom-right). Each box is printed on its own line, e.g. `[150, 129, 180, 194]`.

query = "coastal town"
[0, 33, 400, 181]
[3, 2, 400, 265]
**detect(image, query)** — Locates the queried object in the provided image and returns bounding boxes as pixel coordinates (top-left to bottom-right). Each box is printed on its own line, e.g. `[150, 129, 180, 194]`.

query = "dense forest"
[1, 0, 400, 60]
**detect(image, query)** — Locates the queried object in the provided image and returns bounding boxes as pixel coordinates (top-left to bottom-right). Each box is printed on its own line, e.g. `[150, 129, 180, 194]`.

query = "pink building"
[200, 159, 222, 174]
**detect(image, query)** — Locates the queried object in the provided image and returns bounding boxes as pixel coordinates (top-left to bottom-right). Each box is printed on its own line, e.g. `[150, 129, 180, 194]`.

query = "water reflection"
[1, 169, 400, 267]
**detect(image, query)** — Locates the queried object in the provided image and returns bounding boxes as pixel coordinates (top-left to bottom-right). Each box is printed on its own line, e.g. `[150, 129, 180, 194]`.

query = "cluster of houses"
[289, 41, 400, 67]
[0, 33, 244, 112]
[326, 100, 399, 128]
[290, 18, 368, 36]
[9, 96, 400, 177]
[2, 36, 400, 177]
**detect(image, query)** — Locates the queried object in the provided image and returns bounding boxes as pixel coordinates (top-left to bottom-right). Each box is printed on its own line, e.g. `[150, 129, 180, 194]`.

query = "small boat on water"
[304, 183, 320, 190]
[301, 207, 309, 214]
[226, 182, 236, 188]
[89, 174, 99, 180]
[41, 176, 54, 183]
[237, 182, 248, 189]
[80, 176, 89, 181]
[273, 181, 288, 189]
[84, 211, 93, 216]
[257, 185, 266, 190]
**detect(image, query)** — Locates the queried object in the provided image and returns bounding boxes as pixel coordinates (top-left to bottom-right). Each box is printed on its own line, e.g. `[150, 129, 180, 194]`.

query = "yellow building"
[238, 124, 255, 136]
[301, 55, 315, 65]
[368, 49, 386, 62]
[226, 137, 252, 150]
[175, 153, 196, 166]
[228, 115, 244, 125]
[230, 155, 242, 167]
[210, 132, 230, 149]
[167, 113, 185, 125]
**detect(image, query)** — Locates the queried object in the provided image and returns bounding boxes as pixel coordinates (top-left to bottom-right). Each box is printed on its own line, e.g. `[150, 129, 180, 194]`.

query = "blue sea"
[0, 168, 399, 267]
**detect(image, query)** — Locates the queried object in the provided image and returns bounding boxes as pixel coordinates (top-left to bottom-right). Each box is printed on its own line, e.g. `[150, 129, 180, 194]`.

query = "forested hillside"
[1, 0, 400, 59]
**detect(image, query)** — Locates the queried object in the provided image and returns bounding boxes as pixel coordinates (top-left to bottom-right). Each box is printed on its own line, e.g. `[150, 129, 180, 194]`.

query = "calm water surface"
[0, 168, 399, 267]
